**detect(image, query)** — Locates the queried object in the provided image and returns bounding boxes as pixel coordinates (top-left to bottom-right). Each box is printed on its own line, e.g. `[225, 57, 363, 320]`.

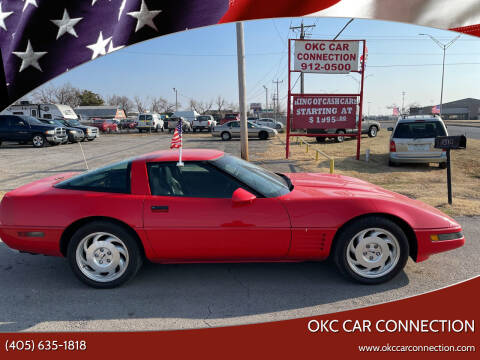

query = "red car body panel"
[0, 149, 465, 265]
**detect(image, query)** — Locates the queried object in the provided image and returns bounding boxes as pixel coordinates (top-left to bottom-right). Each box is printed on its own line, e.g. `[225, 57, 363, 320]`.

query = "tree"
[215, 96, 226, 112]
[54, 83, 81, 108]
[108, 94, 134, 113]
[134, 96, 147, 113]
[189, 99, 214, 114]
[78, 90, 104, 106]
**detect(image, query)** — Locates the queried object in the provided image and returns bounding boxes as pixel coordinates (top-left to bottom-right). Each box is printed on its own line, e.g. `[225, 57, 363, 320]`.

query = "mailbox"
[434, 135, 467, 150]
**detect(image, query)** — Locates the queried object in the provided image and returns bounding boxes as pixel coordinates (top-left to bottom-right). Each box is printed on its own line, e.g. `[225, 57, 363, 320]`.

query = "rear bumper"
[414, 226, 464, 262]
[390, 152, 446, 163]
[0, 226, 63, 257]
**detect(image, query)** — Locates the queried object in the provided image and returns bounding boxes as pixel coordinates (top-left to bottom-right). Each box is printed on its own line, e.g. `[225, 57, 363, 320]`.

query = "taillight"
[390, 140, 396, 152]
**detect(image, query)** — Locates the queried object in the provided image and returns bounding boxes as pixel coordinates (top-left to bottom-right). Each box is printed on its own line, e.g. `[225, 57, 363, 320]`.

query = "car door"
[228, 121, 241, 137]
[143, 161, 291, 261]
[8, 116, 31, 141]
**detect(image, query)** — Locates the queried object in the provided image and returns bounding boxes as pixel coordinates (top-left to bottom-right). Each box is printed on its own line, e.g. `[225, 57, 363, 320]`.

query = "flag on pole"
[170, 118, 183, 149]
[392, 107, 400, 116]
[432, 105, 440, 114]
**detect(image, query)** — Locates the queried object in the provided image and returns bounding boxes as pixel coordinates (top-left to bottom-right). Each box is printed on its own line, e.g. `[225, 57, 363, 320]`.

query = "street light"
[419, 33, 461, 118]
[172, 88, 178, 111]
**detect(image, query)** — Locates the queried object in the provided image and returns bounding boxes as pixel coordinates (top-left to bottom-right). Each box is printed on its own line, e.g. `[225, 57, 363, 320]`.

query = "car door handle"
[151, 205, 169, 213]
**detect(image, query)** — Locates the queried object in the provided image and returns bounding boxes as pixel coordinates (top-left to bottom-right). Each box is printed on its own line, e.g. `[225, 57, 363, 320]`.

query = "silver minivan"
[388, 115, 447, 168]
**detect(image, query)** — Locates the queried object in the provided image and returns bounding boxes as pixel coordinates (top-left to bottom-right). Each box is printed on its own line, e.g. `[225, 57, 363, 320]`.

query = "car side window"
[230, 122, 240, 128]
[147, 162, 243, 198]
[10, 117, 27, 128]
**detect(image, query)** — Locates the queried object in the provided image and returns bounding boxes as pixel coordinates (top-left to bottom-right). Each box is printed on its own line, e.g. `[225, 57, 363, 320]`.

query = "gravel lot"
[0, 132, 478, 332]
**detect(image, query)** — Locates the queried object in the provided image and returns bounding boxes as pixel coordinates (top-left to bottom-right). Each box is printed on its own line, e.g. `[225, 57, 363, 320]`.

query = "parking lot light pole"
[419, 33, 460, 118]
[173, 88, 178, 111]
[236, 22, 249, 161]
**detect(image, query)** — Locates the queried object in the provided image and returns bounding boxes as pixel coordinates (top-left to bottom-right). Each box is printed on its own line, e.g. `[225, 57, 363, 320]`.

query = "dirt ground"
[258, 132, 480, 216]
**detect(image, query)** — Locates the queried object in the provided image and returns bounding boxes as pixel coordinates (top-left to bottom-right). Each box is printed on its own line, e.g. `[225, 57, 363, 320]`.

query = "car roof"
[136, 149, 225, 163]
[397, 115, 443, 123]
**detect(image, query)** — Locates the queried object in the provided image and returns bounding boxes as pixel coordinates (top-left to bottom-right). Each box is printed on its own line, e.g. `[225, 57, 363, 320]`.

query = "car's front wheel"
[67, 221, 143, 288]
[32, 134, 46, 148]
[259, 131, 269, 140]
[332, 216, 409, 284]
[335, 130, 346, 143]
[221, 131, 232, 141]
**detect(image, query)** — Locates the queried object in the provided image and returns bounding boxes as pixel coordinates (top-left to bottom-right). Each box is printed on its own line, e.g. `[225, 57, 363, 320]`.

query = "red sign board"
[292, 95, 357, 129]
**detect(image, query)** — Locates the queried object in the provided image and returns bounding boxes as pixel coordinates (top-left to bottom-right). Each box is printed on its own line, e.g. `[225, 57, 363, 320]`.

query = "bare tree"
[108, 94, 134, 113]
[215, 95, 226, 112]
[149, 96, 169, 113]
[31, 84, 57, 103]
[134, 96, 147, 113]
[189, 99, 214, 114]
[54, 83, 81, 108]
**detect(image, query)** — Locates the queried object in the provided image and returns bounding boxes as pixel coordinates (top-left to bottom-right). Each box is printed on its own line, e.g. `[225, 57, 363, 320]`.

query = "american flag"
[170, 118, 182, 149]
[392, 107, 400, 116]
[432, 105, 440, 114]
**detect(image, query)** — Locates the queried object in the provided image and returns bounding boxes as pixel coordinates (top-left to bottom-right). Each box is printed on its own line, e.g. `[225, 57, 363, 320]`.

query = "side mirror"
[232, 188, 256, 205]
[387, 127, 393, 131]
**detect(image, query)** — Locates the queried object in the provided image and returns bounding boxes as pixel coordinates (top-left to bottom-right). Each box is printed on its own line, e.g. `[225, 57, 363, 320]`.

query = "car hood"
[282, 172, 458, 228]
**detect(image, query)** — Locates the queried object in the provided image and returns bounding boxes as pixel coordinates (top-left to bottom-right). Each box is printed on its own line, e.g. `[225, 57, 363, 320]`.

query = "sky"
[38, 17, 480, 115]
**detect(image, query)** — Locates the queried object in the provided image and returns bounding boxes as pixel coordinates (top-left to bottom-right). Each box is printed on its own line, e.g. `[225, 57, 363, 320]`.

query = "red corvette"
[0, 149, 464, 288]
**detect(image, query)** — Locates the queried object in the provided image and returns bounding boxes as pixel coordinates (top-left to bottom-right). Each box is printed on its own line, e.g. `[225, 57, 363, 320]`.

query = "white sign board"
[294, 40, 359, 74]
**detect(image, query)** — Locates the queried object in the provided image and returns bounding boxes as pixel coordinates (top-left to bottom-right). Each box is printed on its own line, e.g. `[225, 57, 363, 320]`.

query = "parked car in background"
[253, 118, 284, 132]
[137, 113, 164, 133]
[92, 119, 118, 133]
[172, 110, 199, 126]
[54, 118, 98, 141]
[388, 115, 448, 168]
[167, 117, 192, 133]
[39, 119, 85, 143]
[119, 118, 137, 130]
[219, 113, 239, 125]
[212, 120, 277, 141]
[0, 149, 464, 288]
[0, 115, 67, 147]
[308, 117, 381, 143]
[192, 115, 216, 132]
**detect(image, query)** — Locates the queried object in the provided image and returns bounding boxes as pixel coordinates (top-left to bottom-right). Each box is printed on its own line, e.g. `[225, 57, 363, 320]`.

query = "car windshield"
[23, 116, 43, 125]
[225, 114, 237, 119]
[198, 116, 210, 121]
[393, 121, 446, 139]
[210, 154, 291, 198]
[67, 120, 81, 126]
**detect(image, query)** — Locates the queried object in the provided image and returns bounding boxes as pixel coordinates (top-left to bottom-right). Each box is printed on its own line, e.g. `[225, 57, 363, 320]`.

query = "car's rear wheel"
[32, 134, 46, 148]
[335, 130, 345, 143]
[221, 131, 231, 141]
[368, 126, 378, 138]
[67, 221, 143, 288]
[316, 136, 326, 143]
[332, 216, 409, 284]
[259, 131, 269, 140]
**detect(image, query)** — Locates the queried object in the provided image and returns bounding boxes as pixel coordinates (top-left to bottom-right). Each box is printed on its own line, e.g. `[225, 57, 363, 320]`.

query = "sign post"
[286, 39, 366, 160]
[434, 135, 467, 205]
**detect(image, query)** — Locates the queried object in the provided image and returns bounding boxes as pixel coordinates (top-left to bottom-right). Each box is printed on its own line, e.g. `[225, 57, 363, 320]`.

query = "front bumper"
[390, 152, 446, 164]
[46, 135, 67, 144]
[69, 132, 85, 142]
[414, 227, 464, 262]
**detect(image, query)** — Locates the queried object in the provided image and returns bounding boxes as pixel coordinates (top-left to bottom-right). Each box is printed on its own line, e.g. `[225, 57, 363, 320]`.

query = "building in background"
[410, 98, 480, 120]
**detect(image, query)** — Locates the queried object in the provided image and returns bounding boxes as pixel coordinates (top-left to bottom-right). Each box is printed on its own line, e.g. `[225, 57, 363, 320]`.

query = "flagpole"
[177, 118, 184, 167]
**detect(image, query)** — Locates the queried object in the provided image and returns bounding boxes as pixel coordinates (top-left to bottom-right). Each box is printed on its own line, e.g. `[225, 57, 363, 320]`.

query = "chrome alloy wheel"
[75, 232, 129, 283]
[346, 228, 400, 279]
[32, 135, 44, 147]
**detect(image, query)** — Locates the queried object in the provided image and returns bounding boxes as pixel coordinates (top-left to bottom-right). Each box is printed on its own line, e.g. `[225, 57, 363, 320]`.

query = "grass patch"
[257, 132, 480, 216]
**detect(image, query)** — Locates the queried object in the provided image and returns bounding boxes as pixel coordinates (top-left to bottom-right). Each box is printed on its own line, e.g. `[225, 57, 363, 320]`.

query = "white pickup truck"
[192, 115, 216, 132]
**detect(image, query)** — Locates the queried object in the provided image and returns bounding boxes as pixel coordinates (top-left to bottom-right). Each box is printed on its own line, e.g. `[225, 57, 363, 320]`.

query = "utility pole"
[273, 79, 283, 121]
[290, 21, 316, 94]
[172, 88, 178, 111]
[263, 85, 268, 112]
[419, 33, 460, 118]
[401, 91, 406, 115]
[236, 22, 249, 160]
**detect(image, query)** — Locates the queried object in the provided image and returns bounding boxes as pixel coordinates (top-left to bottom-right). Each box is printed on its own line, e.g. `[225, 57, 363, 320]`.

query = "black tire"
[67, 221, 143, 289]
[316, 137, 326, 143]
[368, 126, 378, 138]
[32, 134, 46, 148]
[259, 131, 269, 140]
[193, 128, 197, 133]
[87, 138, 95, 141]
[335, 130, 346, 143]
[332, 216, 409, 284]
[138, 129, 143, 133]
[221, 131, 231, 141]
[439, 162, 447, 169]
[388, 160, 398, 167]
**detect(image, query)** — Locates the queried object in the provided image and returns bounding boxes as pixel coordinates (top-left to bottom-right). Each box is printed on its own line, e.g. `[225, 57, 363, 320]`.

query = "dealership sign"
[294, 40, 359, 74]
[292, 95, 357, 129]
